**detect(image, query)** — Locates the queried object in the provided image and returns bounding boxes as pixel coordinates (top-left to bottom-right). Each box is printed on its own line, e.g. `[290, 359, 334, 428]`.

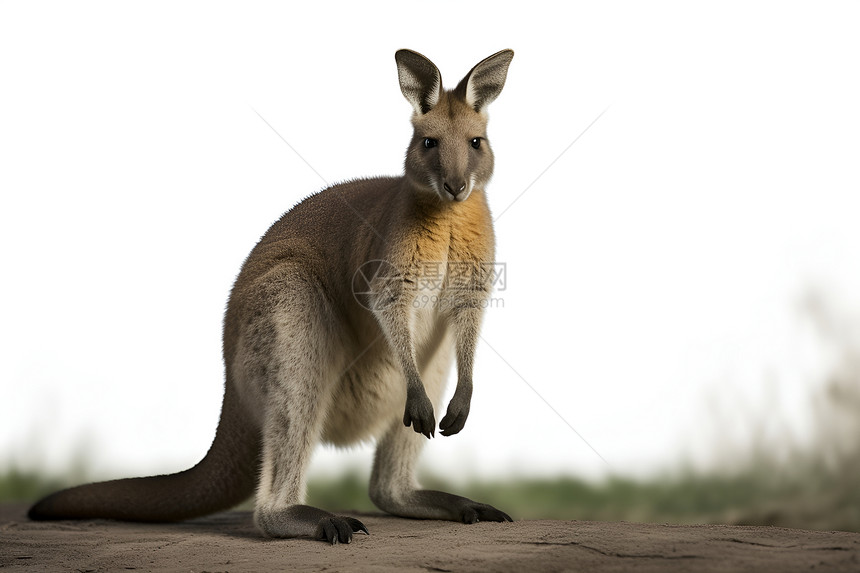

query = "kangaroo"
[29, 48, 514, 544]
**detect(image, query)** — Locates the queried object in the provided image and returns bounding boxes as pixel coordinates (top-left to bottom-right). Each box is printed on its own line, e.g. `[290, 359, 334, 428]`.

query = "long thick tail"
[28, 382, 260, 522]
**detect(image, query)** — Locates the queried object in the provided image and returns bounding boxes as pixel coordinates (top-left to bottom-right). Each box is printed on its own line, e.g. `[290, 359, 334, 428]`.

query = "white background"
[2, 1, 859, 483]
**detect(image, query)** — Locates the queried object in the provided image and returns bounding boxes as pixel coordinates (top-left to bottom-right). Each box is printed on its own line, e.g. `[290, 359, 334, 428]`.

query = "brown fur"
[29, 49, 514, 543]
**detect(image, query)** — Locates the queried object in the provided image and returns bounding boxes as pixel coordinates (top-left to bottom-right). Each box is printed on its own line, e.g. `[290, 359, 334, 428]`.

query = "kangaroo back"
[28, 380, 259, 522]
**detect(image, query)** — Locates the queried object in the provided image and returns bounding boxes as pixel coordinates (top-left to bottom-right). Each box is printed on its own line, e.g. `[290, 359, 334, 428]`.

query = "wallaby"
[29, 48, 514, 544]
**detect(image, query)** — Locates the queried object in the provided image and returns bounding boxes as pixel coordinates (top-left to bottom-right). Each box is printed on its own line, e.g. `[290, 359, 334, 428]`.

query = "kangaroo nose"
[443, 181, 467, 197]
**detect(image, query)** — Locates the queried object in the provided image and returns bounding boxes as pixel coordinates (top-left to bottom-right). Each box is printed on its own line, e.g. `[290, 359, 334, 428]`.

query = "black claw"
[337, 522, 353, 544]
[440, 410, 467, 436]
[482, 507, 512, 523]
[346, 517, 369, 535]
[453, 503, 514, 525]
[319, 516, 369, 545]
[320, 521, 338, 544]
[440, 416, 465, 436]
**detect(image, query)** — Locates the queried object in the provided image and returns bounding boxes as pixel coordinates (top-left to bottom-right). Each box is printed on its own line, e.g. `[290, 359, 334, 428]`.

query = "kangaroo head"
[395, 49, 514, 202]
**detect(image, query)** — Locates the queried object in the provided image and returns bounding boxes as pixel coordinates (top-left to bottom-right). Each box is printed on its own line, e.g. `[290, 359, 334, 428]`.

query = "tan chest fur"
[321, 188, 494, 446]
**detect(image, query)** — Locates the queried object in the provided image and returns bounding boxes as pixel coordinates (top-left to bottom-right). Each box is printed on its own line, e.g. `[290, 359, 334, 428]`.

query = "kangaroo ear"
[457, 49, 514, 113]
[395, 49, 443, 115]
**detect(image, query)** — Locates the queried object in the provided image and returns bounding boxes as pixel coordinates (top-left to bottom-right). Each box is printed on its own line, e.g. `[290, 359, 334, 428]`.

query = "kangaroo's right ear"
[395, 49, 442, 115]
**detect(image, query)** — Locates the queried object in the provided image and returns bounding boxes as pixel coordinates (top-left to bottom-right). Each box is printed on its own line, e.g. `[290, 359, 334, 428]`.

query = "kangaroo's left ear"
[456, 49, 514, 113]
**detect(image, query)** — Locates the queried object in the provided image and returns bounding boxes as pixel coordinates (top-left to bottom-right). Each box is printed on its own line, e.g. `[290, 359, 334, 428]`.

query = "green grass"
[7, 466, 859, 533]
[0, 468, 70, 505]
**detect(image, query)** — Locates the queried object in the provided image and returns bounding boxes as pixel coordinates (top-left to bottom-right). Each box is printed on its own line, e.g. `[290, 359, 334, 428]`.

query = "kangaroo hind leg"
[248, 277, 368, 544]
[369, 421, 512, 523]
[254, 398, 368, 543]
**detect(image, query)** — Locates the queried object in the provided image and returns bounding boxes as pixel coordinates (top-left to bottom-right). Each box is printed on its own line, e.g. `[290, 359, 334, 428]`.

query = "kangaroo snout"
[443, 181, 465, 195]
[444, 180, 473, 202]
[443, 180, 468, 199]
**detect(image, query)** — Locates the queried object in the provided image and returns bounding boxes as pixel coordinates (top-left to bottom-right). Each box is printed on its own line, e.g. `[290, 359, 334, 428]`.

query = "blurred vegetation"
[4, 290, 860, 532]
[0, 468, 69, 504]
[5, 466, 858, 532]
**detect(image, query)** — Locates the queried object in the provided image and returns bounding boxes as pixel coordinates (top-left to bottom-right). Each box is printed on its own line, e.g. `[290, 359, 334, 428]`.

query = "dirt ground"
[1, 503, 859, 572]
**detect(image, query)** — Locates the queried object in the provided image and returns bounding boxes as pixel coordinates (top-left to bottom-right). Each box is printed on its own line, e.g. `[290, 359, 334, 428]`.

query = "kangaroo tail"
[28, 382, 260, 522]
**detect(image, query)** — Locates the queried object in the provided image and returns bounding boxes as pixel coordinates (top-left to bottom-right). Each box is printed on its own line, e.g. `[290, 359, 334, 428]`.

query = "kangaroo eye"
[423, 138, 438, 149]
[471, 137, 482, 149]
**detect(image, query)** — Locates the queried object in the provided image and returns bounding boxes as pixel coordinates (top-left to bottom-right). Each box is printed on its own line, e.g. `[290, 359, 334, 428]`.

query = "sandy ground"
[1, 504, 859, 572]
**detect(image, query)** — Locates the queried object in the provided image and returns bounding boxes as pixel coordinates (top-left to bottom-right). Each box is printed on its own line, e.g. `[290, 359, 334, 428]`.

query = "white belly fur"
[321, 305, 454, 446]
